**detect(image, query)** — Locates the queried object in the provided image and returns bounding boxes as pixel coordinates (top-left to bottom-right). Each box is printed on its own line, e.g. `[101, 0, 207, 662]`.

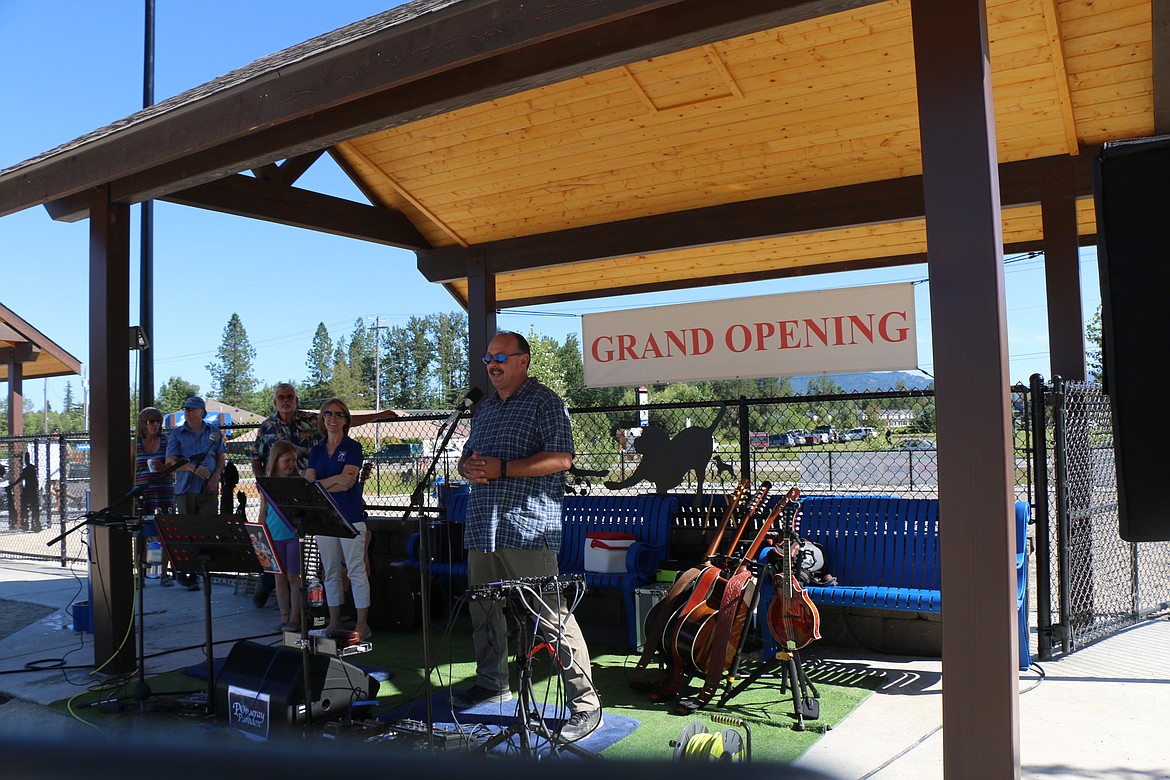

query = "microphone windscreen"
[466, 387, 484, 404]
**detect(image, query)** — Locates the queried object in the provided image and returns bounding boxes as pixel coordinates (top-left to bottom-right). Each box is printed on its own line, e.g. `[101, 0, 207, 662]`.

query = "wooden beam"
[4, 0, 885, 217]
[418, 153, 1095, 283]
[158, 174, 430, 250]
[88, 187, 136, 677]
[1154, 0, 1170, 134]
[1038, 0, 1079, 155]
[912, 1, 1019, 777]
[1042, 158, 1086, 381]
[483, 233, 1094, 308]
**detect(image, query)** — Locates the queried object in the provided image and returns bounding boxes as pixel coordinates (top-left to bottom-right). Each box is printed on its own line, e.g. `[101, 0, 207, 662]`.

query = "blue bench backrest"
[798, 495, 940, 590]
[558, 494, 678, 571]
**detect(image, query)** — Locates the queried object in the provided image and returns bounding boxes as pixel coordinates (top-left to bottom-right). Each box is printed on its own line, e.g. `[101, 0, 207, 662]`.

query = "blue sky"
[0, 1, 1101, 415]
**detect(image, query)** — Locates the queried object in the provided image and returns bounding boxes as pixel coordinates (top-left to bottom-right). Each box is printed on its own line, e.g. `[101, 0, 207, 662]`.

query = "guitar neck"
[703, 477, 750, 560]
[720, 481, 774, 561]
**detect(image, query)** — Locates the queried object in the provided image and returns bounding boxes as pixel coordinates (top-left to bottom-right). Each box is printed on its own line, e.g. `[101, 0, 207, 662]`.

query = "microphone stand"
[47, 447, 213, 709]
[403, 391, 478, 748]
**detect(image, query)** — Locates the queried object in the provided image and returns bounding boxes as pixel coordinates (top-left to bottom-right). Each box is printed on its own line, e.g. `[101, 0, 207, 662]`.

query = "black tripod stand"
[472, 577, 598, 759]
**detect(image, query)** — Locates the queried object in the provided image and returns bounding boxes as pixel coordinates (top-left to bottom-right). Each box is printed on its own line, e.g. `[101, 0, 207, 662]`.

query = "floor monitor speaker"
[215, 640, 378, 725]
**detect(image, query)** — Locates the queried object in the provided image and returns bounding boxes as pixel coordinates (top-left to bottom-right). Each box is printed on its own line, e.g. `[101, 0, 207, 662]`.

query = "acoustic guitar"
[631, 477, 750, 694]
[664, 482, 776, 680]
[672, 487, 801, 710]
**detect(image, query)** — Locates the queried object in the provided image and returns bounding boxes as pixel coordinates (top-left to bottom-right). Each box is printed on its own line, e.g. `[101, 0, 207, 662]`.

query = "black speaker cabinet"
[1092, 137, 1170, 542]
[215, 640, 378, 726]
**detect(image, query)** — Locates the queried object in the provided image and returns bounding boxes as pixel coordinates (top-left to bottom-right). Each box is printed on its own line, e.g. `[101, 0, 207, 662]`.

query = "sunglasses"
[482, 352, 525, 364]
[321, 410, 347, 419]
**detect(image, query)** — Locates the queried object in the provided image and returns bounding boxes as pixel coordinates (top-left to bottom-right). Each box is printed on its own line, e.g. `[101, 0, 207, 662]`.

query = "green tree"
[805, 375, 844, 396]
[157, 376, 201, 415]
[525, 327, 568, 398]
[303, 322, 334, 405]
[348, 318, 376, 406]
[206, 313, 257, 407]
[1086, 304, 1103, 382]
[330, 340, 366, 403]
[431, 311, 469, 407]
[383, 316, 435, 408]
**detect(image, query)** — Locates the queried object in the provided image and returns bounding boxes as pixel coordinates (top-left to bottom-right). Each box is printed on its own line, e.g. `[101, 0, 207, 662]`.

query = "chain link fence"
[1032, 376, 1170, 659]
[1, 389, 1021, 561]
[0, 433, 92, 564]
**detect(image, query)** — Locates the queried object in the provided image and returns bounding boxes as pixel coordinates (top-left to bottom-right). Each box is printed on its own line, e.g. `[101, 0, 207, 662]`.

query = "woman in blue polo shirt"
[304, 397, 371, 640]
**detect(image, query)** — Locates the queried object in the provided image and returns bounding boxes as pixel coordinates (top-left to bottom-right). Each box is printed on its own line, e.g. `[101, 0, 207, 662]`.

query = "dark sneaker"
[450, 684, 512, 710]
[560, 709, 604, 741]
[187, 579, 201, 592]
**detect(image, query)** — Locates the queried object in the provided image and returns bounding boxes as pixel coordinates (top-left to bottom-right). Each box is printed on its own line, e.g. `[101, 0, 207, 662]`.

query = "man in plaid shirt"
[454, 331, 604, 741]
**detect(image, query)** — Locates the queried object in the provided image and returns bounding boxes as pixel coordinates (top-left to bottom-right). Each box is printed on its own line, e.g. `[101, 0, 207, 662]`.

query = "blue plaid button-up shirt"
[462, 379, 573, 552]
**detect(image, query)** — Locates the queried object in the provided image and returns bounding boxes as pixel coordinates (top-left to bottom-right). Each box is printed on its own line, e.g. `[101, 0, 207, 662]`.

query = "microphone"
[441, 387, 483, 431]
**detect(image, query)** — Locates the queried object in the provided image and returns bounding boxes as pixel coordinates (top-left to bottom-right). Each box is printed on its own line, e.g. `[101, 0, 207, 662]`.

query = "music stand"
[155, 513, 262, 717]
[256, 476, 356, 728]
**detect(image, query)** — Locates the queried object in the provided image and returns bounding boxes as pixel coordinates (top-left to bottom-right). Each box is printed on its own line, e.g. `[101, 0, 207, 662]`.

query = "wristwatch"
[500, 460, 508, 479]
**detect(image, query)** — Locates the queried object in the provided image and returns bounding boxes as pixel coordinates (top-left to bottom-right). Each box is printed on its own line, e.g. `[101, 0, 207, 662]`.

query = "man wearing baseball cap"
[165, 397, 227, 590]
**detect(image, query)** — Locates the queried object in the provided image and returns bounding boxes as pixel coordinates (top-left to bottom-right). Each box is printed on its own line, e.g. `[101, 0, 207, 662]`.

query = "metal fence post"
[1050, 376, 1075, 653]
[1029, 373, 1055, 659]
[737, 396, 750, 484]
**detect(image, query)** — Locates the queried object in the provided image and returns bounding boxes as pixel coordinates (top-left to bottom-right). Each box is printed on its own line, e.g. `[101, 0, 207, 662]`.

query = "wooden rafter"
[1039, 0, 1079, 155]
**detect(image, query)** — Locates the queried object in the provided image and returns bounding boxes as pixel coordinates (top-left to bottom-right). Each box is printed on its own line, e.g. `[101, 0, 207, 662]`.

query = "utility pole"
[368, 316, 389, 448]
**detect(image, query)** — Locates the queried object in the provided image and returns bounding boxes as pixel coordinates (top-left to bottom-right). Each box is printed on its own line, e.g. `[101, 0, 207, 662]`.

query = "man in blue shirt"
[455, 331, 603, 742]
[165, 396, 226, 589]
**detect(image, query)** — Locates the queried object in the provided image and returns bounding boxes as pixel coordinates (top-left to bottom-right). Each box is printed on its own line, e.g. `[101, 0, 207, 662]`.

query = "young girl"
[262, 440, 303, 632]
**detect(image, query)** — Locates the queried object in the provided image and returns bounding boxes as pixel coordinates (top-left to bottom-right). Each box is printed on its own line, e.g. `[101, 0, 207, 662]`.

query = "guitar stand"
[714, 566, 820, 730]
[474, 589, 597, 760]
[777, 647, 820, 731]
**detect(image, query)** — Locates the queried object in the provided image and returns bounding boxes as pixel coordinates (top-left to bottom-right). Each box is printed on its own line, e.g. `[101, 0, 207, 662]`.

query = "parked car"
[840, 427, 875, 442]
[769, 432, 797, 448]
[897, 438, 937, 451]
[810, 425, 837, 443]
[370, 442, 429, 474]
[785, 429, 809, 445]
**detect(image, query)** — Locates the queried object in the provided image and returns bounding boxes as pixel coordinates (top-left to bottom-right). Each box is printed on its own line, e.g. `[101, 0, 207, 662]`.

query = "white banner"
[582, 283, 917, 387]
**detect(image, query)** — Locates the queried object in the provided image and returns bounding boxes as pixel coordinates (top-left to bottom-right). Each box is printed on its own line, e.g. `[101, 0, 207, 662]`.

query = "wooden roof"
[0, 301, 83, 382]
[0, 0, 1156, 309]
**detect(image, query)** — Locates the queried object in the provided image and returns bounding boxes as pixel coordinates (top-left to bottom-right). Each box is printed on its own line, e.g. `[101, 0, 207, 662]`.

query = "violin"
[767, 497, 821, 651]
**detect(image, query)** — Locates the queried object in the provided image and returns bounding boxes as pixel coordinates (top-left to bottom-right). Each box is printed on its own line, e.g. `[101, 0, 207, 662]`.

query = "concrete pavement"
[0, 558, 1167, 777]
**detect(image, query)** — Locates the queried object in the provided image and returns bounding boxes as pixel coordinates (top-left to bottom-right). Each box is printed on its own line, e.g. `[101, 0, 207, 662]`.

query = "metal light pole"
[138, 0, 157, 408]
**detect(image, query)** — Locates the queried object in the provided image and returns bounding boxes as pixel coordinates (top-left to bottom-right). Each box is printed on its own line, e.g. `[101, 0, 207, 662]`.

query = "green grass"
[50, 623, 883, 762]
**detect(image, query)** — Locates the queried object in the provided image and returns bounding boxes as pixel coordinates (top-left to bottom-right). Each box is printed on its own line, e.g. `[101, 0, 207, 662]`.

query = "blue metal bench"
[408, 492, 679, 648]
[755, 495, 1032, 670]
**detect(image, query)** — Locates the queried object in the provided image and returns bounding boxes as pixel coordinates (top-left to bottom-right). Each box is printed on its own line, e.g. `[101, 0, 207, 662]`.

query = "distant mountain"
[787, 371, 933, 393]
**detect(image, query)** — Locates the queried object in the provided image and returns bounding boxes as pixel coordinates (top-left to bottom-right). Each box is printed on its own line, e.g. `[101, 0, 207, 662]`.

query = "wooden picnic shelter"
[0, 1, 1161, 775]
